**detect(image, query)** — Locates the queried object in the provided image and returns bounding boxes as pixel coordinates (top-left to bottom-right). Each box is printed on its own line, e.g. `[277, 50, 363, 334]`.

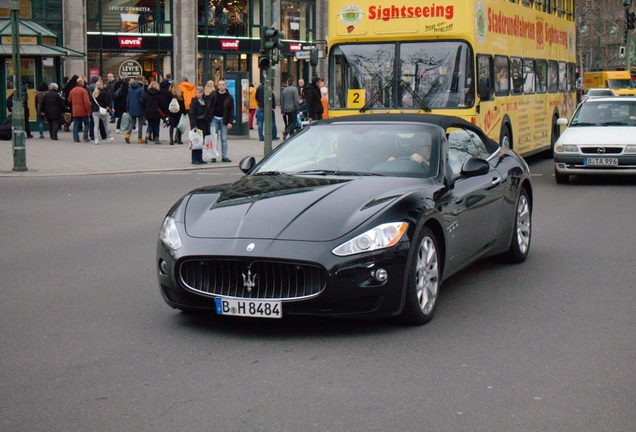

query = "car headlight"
[555, 144, 578, 153]
[159, 216, 182, 251]
[332, 222, 408, 256]
[625, 145, 636, 153]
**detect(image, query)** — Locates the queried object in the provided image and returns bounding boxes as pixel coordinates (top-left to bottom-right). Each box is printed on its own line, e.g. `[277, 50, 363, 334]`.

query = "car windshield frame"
[253, 123, 442, 178]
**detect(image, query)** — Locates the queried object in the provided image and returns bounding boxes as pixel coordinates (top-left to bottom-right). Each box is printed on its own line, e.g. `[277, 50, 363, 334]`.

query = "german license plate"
[215, 298, 282, 318]
[584, 157, 618, 166]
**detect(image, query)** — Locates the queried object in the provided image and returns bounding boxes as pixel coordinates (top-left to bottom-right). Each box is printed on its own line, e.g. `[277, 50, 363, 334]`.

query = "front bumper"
[554, 154, 636, 175]
[156, 236, 412, 319]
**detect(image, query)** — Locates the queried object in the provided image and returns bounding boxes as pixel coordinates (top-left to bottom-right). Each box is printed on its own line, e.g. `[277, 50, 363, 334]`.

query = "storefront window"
[198, 0, 249, 37]
[87, 0, 172, 34]
[281, 1, 309, 41]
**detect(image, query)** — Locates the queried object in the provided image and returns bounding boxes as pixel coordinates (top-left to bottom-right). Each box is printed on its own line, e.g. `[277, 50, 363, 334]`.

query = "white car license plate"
[584, 157, 618, 166]
[215, 298, 282, 318]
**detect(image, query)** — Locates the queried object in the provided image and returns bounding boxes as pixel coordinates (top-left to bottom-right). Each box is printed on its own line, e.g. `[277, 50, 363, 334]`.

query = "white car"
[553, 96, 636, 183]
[581, 88, 616, 102]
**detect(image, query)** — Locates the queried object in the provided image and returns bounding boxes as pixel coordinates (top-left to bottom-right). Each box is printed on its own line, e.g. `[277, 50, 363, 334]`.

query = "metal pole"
[263, 1, 273, 156]
[10, 0, 27, 171]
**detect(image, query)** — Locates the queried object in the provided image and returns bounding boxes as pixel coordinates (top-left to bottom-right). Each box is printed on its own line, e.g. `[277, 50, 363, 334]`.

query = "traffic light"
[258, 55, 271, 70]
[260, 27, 284, 53]
[628, 12, 636, 30]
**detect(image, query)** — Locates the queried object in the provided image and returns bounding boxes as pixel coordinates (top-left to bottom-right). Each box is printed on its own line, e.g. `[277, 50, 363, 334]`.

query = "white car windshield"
[571, 100, 636, 126]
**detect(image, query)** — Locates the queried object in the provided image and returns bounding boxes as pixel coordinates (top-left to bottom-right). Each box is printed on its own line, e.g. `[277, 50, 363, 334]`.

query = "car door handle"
[491, 177, 503, 186]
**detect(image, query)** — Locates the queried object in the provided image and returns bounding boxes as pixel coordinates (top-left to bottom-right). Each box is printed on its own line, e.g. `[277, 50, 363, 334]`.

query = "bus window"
[567, 62, 576, 92]
[511, 57, 523, 95]
[494, 55, 510, 96]
[558, 62, 567, 92]
[535, 59, 547, 93]
[523, 59, 535, 94]
[331, 43, 395, 110]
[548, 60, 558, 93]
[477, 55, 493, 101]
[398, 42, 475, 109]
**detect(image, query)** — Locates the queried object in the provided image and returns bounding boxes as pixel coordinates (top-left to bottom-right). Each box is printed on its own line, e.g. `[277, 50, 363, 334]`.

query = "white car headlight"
[625, 145, 636, 153]
[556, 144, 578, 153]
[159, 216, 182, 251]
[332, 222, 408, 256]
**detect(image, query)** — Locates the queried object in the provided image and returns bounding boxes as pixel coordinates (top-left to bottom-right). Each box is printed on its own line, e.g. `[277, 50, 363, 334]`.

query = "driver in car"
[388, 135, 432, 169]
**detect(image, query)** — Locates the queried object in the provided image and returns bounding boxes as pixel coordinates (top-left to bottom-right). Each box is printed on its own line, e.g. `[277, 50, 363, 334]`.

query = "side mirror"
[309, 48, 319, 67]
[239, 156, 256, 173]
[557, 118, 568, 126]
[460, 157, 490, 177]
[478, 77, 491, 101]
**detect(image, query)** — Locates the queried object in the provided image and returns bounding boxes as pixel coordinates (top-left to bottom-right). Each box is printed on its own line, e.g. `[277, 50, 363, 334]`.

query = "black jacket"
[189, 97, 209, 135]
[90, 89, 112, 114]
[305, 84, 324, 118]
[206, 91, 235, 126]
[40, 90, 66, 121]
[143, 88, 167, 120]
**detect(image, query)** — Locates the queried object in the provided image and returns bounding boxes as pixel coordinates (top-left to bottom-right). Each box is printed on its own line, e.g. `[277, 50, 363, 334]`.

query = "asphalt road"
[1, 158, 635, 431]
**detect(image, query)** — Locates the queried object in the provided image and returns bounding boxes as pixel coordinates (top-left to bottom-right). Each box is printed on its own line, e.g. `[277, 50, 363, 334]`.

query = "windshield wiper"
[296, 170, 383, 176]
[571, 122, 596, 126]
[359, 81, 392, 113]
[253, 171, 285, 176]
[600, 121, 629, 126]
[399, 80, 432, 112]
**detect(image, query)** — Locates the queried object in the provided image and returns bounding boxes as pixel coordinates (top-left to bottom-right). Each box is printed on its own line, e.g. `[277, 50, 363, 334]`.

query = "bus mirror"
[310, 48, 319, 67]
[478, 78, 491, 100]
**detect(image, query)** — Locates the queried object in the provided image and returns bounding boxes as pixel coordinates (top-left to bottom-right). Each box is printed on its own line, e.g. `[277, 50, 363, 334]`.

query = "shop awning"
[0, 19, 85, 57]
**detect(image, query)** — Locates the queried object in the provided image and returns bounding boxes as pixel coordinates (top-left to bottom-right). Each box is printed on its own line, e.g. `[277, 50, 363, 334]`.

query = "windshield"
[570, 100, 636, 126]
[608, 79, 634, 89]
[330, 41, 474, 110]
[254, 123, 440, 178]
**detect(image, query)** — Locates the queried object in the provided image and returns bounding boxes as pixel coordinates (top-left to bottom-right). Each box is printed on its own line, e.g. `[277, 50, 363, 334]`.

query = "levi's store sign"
[119, 37, 142, 48]
[289, 43, 301, 52]
[221, 40, 239, 50]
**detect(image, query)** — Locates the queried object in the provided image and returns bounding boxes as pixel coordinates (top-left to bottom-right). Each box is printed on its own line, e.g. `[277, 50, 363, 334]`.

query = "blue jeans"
[73, 116, 90, 141]
[211, 116, 229, 158]
[147, 118, 160, 140]
[38, 115, 45, 136]
[256, 108, 277, 141]
[126, 115, 145, 139]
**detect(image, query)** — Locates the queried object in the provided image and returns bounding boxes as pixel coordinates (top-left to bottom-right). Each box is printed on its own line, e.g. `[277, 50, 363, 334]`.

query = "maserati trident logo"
[242, 269, 257, 292]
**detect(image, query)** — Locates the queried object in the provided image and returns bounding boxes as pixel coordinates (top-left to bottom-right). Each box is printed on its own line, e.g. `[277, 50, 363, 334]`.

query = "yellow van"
[583, 71, 636, 96]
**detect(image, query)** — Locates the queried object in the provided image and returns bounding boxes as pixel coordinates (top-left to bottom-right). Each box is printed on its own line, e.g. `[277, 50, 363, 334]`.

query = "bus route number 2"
[347, 90, 366, 109]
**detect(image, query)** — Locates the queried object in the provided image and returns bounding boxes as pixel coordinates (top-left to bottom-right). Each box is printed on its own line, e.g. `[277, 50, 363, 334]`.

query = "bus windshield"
[331, 41, 474, 110]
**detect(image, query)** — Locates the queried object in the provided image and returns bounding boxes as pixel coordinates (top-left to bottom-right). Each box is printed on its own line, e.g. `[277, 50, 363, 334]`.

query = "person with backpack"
[166, 80, 185, 145]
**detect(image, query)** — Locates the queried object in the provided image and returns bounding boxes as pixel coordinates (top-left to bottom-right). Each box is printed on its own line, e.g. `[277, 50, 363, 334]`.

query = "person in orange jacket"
[320, 86, 328, 120]
[67, 77, 93, 142]
[179, 77, 196, 111]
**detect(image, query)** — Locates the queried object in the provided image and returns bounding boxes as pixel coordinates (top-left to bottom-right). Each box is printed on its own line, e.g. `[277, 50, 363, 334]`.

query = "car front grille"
[580, 147, 623, 154]
[179, 259, 326, 300]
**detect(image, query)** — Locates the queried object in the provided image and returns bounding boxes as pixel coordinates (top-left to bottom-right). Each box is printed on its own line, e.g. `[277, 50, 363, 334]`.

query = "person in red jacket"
[67, 78, 92, 142]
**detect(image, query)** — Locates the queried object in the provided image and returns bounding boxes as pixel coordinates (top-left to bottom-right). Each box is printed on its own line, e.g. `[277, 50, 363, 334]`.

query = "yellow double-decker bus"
[327, 0, 576, 156]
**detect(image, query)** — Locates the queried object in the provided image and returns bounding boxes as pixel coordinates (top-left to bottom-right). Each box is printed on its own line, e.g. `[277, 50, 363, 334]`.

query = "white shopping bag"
[202, 133, 219, 161]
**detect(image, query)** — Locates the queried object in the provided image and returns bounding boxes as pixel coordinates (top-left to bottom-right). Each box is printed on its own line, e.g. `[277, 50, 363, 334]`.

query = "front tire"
[501, 188, 531, 263]
[500, 124, 512, 149]
[400, 226, 441, 325]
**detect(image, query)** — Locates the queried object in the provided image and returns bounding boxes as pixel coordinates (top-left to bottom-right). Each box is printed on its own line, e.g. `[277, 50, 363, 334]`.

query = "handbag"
[93, 94, 108, 116]
[177, 114, 188, 135]
[202, 134, 219, 161]
[120, 112, 131, 131]
[188, 128, 204, 150]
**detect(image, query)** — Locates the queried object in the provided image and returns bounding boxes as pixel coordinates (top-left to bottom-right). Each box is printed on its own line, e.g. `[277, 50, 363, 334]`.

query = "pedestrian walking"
[62, 75, 79, 132]
[166, 80, 185, 145]
[248, 83, 257, 129]
[67, 77, 92, 142]
[125, 76, 146, 144]
[113, 77, 129, 133]
[35, 81, 48, 139]
[281, 77, 300, 140]
[90, 79, 114, 144]
[143, 80, 167, 144]
[207, 78, 234, 163]
[188, 85, 209, 165]
[39, 83, 65, 140]
[255, 82, 279, 141]
[305, 76, 324, 122]
[105, 73, 117, 123]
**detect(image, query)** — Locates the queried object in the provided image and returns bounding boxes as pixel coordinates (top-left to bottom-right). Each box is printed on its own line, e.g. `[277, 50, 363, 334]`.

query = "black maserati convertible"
[157, 114, 532, 325]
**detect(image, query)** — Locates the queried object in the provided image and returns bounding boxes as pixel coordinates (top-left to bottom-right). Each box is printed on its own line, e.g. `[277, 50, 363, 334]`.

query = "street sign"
[295, 51, 311, 60]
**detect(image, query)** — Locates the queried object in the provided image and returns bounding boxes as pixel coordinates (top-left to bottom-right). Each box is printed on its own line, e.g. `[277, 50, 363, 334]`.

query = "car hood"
[560, 126, 636, 145]
[183, 175, 432, 241]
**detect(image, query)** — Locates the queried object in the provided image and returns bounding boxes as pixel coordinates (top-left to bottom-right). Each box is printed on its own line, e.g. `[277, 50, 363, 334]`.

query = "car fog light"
[159, 259, 168, 276]
[373, 268, 388, 282]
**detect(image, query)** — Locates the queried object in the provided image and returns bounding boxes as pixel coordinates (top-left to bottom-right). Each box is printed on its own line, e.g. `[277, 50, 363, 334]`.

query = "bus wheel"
[500, 124, 511, 149]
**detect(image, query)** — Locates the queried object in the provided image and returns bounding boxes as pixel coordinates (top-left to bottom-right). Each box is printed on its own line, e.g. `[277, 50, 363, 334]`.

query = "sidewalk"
[0, 112, 285, 177]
